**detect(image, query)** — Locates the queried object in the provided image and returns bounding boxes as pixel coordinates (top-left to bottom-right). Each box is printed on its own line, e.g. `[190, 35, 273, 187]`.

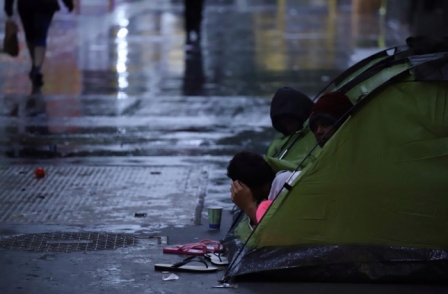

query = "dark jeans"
[18, 9, 54, 47]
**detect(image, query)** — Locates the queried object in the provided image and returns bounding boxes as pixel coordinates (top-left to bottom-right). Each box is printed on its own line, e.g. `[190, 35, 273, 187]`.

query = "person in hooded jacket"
[230, 92, 354, 227]
[308, 91, 354, 147]
[4, 0, 74, 94]
[266, 87, 315, 161]
[228, 87, 314, 224]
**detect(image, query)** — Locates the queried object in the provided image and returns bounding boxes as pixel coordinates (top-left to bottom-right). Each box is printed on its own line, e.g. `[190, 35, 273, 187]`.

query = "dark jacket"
[5, 0, 74, 16]
[270, 87, 314, 134]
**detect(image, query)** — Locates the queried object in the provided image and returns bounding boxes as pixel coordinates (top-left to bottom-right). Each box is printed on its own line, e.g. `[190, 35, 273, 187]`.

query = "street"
[1, 0, 447, 293]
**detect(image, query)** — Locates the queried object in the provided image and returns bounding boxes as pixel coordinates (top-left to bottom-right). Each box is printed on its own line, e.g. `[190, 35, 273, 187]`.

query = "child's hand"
[230, 181, 257, 224]
[230, 181, 251, 208]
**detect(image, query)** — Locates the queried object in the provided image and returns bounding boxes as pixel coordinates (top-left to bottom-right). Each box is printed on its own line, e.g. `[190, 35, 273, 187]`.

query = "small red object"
[35, 167, 45, 179]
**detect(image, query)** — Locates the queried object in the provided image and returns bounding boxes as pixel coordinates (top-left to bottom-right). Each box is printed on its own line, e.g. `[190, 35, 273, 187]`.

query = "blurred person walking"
[4, 0, 74, 94]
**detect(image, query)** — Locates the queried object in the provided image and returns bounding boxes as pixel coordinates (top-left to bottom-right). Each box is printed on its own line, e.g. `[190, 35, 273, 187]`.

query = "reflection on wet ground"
[0, 0, 406, 97]
[1, 94, 273, 157]
[0, 0, 409, 206]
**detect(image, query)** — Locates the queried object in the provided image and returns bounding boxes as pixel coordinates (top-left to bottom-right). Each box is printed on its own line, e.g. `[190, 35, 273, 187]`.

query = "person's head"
[227, 151, 276, 203]
[270, 87, 314, 136]
[308, 92, 353, 147]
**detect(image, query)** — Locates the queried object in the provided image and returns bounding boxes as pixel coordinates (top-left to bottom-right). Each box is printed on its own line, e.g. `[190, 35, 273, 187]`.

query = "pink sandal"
[163, 239, 224, 255]
[195, 239, 224, 252]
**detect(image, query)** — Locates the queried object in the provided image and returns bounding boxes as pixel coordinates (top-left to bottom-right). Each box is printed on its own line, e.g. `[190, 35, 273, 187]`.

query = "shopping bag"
[3, 20, 19, 57]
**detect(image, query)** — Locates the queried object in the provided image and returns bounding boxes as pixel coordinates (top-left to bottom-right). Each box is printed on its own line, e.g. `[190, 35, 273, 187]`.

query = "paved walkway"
[0, 0, 407, 208]
[2, 1, 443, 293]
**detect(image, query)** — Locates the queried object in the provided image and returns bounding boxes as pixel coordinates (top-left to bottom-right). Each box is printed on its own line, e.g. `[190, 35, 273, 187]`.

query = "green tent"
[223, 37, 448, 283]
[265, 128, 319, 171]
[264, 40, 433, 172]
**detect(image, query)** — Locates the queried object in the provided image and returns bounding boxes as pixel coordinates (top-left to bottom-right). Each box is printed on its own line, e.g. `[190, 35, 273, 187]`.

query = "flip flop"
[163, 240, 224, 255]
[163, 243, 207, 256]
[195, 239, 224, 253]
[204, 253, 229, 266]
[154, 256, 218, 273]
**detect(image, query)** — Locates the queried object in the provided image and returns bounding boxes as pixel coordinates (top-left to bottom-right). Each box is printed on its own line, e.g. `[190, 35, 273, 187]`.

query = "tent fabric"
[410, 53, 448, 81]
[226, 244, 448, 282]
[265, 41, 429, 164]
[340, 60, 412, 103]
[223, 47, 448, 283]
[332, 35, 448, 93]
[265, 127, 320, 169]
[254, 81, 448, 249]
[266, 131, 302, 158]
[333, 52, 391, 89]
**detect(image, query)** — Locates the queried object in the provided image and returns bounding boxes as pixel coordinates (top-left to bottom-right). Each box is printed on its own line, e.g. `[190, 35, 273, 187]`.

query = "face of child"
[276, 116, 301, 136]
[311, 119, 337, 147]
[251, 183, 271, 203]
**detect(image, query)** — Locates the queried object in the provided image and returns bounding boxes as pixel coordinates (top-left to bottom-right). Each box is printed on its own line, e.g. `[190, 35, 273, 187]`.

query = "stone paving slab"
[0, 165, 207, 229]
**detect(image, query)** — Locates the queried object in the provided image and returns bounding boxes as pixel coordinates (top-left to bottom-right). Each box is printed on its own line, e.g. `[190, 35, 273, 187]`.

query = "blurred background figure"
[4, 0, 74, 94]
[183, 48, 205, 96]
[184, 0, 204, 49]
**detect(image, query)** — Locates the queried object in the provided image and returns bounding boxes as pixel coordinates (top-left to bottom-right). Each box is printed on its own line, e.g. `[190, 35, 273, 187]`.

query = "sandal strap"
[213, 243, 223, 252]
[177, 243, 207, 253]
[213, 253, 223, 262]
[181, 241, 223, 253]
[198, 239, 223, 252]
[175, 240, 223, 253]
[206, 253, 224, 262]
[172, 256, 208, 268]
[198, 239, 219, 246]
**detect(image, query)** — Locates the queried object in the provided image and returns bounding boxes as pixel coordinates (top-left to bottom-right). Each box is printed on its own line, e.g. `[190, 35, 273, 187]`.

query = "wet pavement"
[0, 0, 409, 207]
[2, 0, 446, 293]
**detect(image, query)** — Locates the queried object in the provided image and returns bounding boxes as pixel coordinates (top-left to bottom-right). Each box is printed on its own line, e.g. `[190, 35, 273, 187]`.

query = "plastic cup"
[207, 207, 223, 230]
